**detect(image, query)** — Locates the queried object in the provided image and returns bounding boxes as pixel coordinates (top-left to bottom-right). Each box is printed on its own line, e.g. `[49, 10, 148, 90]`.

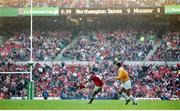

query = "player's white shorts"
[121, 80, 132, 90]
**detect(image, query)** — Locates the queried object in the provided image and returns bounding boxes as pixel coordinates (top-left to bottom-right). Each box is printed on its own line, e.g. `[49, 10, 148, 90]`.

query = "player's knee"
[126, 89, 131, 93]
[119, 88, 125, 95]
[125, 89, 131, 96]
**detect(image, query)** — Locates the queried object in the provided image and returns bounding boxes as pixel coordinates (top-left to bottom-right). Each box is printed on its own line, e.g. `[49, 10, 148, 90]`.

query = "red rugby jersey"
[89, 75, 103, 87]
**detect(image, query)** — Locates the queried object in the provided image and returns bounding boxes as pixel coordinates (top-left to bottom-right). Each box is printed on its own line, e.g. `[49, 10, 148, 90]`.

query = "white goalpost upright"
[27, 0, 34, 100]
[29, 0, 33, 82]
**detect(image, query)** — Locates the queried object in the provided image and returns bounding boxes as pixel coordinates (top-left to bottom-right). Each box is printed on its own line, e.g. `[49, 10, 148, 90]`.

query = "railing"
[15, 61, 179, 66]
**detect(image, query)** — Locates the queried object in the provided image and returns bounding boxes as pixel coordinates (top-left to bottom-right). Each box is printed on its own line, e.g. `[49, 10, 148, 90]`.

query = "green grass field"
[0, 100, 179, 110]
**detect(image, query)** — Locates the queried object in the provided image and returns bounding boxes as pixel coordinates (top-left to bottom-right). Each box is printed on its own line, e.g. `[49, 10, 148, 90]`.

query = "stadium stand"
[149, 32, 180, 61]
[0, 2, 179, 101]
[0, 32, 30, 61]
[0, 62, 29, 72]
[0, 73, 29, 99]
[0, 31, 73, 61]
[0, 30, 178, 61]
[62, 30, 153, 61]
[33, 31, 72, 61]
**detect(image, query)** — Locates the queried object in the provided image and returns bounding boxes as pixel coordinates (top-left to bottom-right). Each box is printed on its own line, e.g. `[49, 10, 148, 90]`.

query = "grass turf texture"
[0, 100, 179, 110]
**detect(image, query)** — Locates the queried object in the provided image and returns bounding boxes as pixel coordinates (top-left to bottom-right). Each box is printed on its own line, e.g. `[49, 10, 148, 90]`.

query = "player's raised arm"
[104, 71, 121, 82]
[115, 70, 121, 80]
[107, 69, 121, 81]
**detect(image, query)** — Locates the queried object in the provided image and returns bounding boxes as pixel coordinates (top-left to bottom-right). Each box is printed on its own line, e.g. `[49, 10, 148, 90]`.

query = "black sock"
[89, 98, 94, 103]
[89, 91, 97, 103]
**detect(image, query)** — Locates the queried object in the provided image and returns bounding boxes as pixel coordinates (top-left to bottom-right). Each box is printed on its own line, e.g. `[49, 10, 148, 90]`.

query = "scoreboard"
[60, 7, 163, 15]
[0, 5, 179, 17]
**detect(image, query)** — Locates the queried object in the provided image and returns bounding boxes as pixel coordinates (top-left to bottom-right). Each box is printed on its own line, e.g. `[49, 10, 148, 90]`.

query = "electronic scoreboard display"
[2, 5, 178, 17]
[60, 7, 164, 15]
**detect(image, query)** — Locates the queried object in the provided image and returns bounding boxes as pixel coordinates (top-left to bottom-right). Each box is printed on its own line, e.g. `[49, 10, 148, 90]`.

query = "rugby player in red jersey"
[81, 71, 103, 104]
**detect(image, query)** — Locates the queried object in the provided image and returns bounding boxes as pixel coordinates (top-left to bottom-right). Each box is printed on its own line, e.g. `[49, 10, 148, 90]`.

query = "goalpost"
[27, 80, 34, 100]
[27, 0, 34, 100]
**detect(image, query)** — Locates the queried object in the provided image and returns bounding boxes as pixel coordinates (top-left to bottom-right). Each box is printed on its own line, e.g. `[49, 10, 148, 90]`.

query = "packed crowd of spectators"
[0, 31, 72, 61]
[63, 30, 153, 61]
[0, 62, 179, 100]
[0, 62, 29, 72]
[0, 0, 177, 8]
[1, 30, 179, 61]
[0, 32, 30, 61]
[0, 74, 29, 99]
[149, 32, 180, 61]
[127, 63, 179, 99]
[33, 31, 72, 61]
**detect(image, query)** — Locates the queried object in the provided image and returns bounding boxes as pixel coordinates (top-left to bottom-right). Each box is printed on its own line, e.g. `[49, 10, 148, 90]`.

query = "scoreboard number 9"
[157, 8, 161, 13]
[127, 8, 131, 14]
